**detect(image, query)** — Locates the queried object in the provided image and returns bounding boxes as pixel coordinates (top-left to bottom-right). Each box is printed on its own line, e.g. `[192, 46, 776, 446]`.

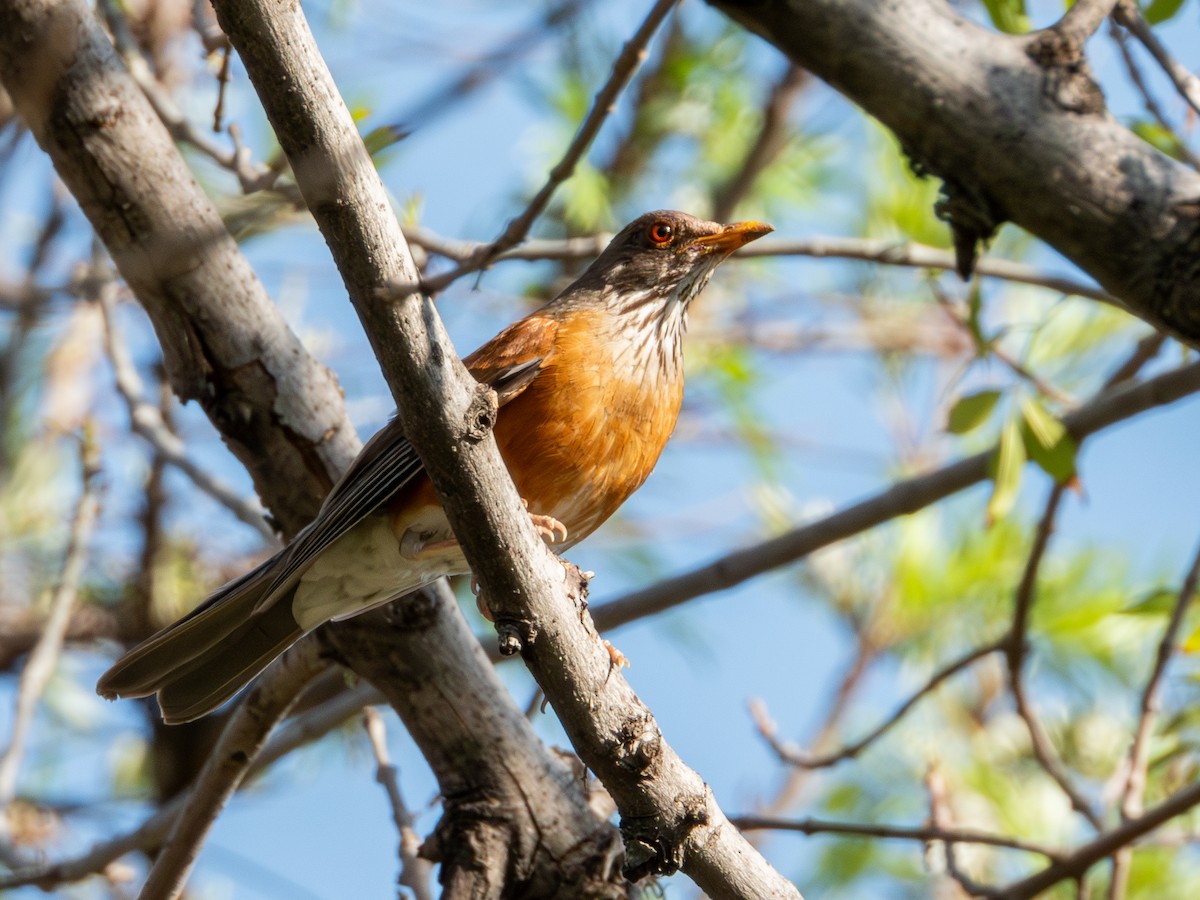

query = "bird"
[97, 210, 772, 723]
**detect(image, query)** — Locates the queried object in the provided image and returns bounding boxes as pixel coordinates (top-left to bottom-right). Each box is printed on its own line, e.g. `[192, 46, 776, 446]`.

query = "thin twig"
[993, 778, 1200, 899]
[0, 433, 101, 803]
[1109, 20, 1200, 169]
[100, 0, 282, 192]
[1113, 1, 1200, 115]
[411, 0, 680, 294]
[1119, 537, 1200, 819]
[0, 681, 382, 892]
[711, 64, 808, 222]
[97, 285, 278, 542]
[732, 814, 1063, 860]
[1108, 536, 1200, 900]
[404, 226, 1117, 303]
[1101, 332, 1167, 390]
[1051, 0, 1120, 51]
[362, 708, 434, 900]
[752, 638, 1009, 770]
[1006, 484, 1103, 829]
[138, 638, 325, 900]
[934, 288, 1075, 406]
[926, 763, 994, 896]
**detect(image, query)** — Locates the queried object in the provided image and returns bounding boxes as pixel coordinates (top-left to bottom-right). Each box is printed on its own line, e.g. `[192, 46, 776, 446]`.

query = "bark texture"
[710, 0, 1200, 345]
[327, 585, 625, 899]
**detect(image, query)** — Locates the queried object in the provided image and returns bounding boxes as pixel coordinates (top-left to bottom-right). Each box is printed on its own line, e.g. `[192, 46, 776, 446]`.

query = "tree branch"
[752, 638, 1009, 770]
[593, 360, 1200, 631]
[733, 814, 1063, 860]
[139, 639, 326, 900]
[708, 0, 1200, 345]
[993, 779, 1200, 899]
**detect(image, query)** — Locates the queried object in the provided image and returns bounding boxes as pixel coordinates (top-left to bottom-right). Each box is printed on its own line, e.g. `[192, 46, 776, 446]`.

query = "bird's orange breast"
[388, 307, 684, 551]
[490, 307, 683, 547]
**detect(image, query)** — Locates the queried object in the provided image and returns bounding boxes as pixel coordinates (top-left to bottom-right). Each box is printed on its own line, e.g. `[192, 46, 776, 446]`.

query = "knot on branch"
[495, 616, 537, 657]
[614, 713, 662, 775]
[463, 383, 498, 444]
[1026, 30, 1107, 115]
[619, 789, 710, 881]
[382, 586, 441, 631]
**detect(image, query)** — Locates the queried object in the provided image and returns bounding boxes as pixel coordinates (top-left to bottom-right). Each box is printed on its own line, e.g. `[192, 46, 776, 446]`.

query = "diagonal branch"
[1112, 0, 1200, 116]
[993, 779, 1200, 899]
[97, 282, 277, 542]
[417, 0, 680, 293]
[139, 640, 326, 900]
[208, 0, 794, 895]
[752, 638, 1009, 770]
[592, 360, 1200, 632]
[1004, 485, 1102, 829]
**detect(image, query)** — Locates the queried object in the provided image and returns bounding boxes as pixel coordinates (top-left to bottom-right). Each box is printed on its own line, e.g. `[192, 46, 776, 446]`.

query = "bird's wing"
[257, 316, 560, 607]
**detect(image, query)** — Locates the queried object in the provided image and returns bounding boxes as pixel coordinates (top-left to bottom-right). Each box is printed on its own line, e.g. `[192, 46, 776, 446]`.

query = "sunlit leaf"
[947, 389, 1002, 434]
[987, 415, 1025, 523]
[982, 0, 1031, 33]
[362, 124, 410, 158]
[1019, 396, 1078, 483]
[1131, 120, 1189, 162]
[1143, 0, 1188, 24]
[1121, 587, 1178, 616]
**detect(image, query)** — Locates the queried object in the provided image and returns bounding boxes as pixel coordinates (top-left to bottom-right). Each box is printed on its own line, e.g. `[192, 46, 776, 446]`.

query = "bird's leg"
[398, 529, 458, 561]
[522, 499, 568, 545]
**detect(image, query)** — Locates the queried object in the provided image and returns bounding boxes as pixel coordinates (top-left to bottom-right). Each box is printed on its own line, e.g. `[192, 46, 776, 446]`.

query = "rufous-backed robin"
[97, 210, 772, 722]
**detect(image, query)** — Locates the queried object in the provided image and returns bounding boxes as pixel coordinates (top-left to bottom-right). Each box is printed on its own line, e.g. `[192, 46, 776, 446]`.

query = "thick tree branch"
[709, 0, 1200, 345]
[0, 0, 358, 537]
[210, 0, 799, 894]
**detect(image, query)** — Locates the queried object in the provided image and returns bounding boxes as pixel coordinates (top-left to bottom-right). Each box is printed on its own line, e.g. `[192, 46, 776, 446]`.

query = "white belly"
[291, 513, 468, 631]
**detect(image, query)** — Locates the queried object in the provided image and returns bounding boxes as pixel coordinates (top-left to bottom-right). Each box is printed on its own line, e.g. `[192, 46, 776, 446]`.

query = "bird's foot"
[521, 499, 568, 544]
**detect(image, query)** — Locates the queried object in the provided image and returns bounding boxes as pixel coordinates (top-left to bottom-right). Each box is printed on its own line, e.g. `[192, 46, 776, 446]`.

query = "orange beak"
[688, 220, 774, 254]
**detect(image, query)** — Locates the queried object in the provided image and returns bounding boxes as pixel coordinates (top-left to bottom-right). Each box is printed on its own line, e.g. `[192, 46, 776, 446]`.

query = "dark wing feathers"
[254, 352, 550, 609]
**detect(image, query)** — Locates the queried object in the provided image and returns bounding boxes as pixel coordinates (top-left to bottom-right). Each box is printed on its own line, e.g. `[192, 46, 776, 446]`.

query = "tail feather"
[156, 600, 304, 724]
[97, 557, 305, 722]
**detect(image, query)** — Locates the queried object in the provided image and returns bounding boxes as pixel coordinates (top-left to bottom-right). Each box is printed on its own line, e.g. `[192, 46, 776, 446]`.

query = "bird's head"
[559, 210, 773, 319]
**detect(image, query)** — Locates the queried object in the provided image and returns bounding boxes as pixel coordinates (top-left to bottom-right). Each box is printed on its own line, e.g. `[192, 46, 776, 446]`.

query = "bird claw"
[520, 499, 568, 544]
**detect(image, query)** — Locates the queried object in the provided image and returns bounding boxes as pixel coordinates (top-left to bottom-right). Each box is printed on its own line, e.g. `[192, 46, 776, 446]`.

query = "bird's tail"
[97, 557, 305, 724]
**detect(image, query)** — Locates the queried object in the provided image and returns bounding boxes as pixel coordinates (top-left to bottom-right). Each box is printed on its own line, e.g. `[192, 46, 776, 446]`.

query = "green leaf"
[362, 124, 410, 158]
[948, 389, 1002, 434]
[1121, 588, 1178, 615]
[1184, 623, 1200, 654]
[987, 416, 1025, 523]
[1131, 120, 1189, 162]
[1143, 0, 1188, 25]
[982, 0, 1031, 33]
[1019, 396, 1078, 483]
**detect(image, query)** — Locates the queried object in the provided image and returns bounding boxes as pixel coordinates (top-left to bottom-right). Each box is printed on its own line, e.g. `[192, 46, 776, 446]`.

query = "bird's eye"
[647, 221, 674, 246]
